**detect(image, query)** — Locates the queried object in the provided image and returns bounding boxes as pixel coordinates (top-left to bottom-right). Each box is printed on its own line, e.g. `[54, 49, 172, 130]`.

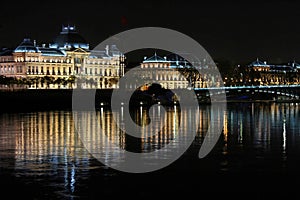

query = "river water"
[0, 102, 299, 199]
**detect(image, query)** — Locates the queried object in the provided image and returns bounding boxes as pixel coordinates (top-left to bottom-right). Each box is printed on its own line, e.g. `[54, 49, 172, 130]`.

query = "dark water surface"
[0, 102, 300, 199]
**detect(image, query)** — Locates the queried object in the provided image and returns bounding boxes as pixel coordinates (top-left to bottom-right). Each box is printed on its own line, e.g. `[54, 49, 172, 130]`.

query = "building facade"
[0, 25, 125, 89]
[227, 58, 300, 86]
[127, 52, 221, 90]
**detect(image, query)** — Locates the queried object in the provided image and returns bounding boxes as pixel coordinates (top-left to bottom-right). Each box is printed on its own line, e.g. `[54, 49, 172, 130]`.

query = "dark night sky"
[1, 0, 300, 64]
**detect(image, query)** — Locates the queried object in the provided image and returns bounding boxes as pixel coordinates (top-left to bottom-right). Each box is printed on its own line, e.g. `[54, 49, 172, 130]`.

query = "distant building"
[128, 52, 220, 90]
[0, 25, 125, 89]
[228, 58, 300, 86]
[139, 53, 185, 90]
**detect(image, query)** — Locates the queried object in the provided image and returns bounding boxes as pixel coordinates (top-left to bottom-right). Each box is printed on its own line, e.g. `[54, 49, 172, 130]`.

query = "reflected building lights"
[5, 106, 216, 166]
[283, 118, 287, 158]
[173, 105, 177, 136]
[12, 111, 90, 193]
[282, 105, 287, 160]
[238, 113, 243, 144]
[0, 103, 297, 190]
[1, 103, 300, 198]
[223, 111, 228, 154]
[70, 164, 76, 193]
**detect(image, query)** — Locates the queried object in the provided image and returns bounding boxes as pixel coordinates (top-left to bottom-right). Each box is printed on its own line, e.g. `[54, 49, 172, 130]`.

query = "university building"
[0, 25, 125, 89]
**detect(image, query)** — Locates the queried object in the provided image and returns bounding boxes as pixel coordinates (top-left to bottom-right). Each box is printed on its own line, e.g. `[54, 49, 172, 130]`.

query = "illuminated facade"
[129, 53, 220, 90]
[139, 53, 187, 89]
[0, 25, 125, 89]
[248, 59, 300, 85]
[228, 58, 300, 86]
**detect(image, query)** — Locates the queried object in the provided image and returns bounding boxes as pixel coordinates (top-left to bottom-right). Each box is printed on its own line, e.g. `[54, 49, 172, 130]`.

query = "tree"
[0, 76, 18, 90]
[44, 76, 55, 89]
[87, 78, 96, 88]
[108, 77, 119, 88]
[31, 76, 42, 89]
[54, 77, 64, 89]
[176, 66, 202, 89]
[67, 75, 76, 89]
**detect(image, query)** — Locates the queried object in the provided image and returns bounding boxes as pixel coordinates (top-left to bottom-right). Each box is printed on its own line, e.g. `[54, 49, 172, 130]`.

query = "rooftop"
[143, 52, 168, 63]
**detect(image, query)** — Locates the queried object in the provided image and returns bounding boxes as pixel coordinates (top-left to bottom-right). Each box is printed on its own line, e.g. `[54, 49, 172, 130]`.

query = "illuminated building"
[129, 52, 218, 90]
[247, 58, 300, 85]
[139, 53, 186, 89]
[0, 25, 125, 89]
[225, 58, 300, 86]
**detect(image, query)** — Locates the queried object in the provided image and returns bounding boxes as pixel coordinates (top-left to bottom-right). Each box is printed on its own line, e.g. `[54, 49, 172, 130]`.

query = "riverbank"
[1, 89, 299, 112]
[0, 89, 113, 111]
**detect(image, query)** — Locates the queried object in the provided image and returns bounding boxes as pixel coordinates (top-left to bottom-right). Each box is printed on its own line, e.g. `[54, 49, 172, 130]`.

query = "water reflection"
[73, 105, 205, 172]
[0, 103, 300, 198]
[1, 111, 92, 197]
[220, 103, 300, 170]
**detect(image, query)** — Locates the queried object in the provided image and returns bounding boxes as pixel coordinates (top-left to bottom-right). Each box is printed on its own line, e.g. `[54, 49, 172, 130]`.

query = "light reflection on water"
[0, 103, 300, 198]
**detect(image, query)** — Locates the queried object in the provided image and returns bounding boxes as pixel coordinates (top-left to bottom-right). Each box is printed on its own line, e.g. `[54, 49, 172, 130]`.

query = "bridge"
[194, 84, 300, 101]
